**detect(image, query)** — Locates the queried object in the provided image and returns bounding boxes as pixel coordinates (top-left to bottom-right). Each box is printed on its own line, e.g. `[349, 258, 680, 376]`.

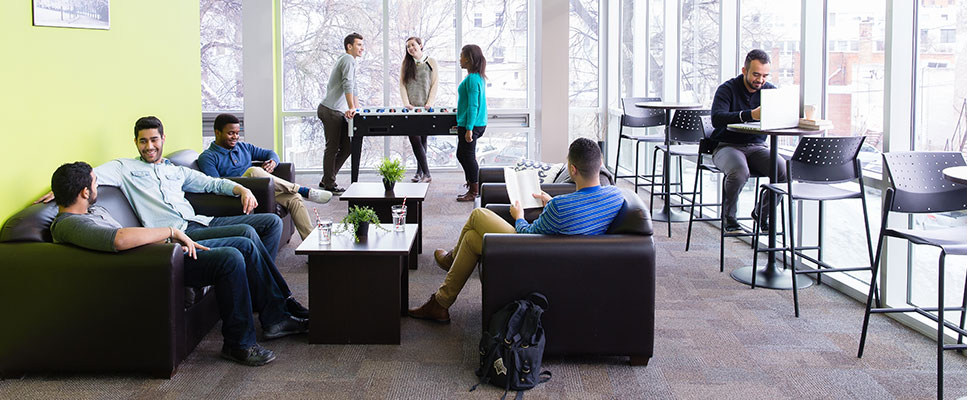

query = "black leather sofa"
[0, 173, 274, 378]
[168, 148, 296, 245]
[477, 169, 656, 365]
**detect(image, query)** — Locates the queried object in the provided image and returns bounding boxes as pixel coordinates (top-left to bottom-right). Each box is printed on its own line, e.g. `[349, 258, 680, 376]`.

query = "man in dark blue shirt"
[710, 49, 787, 232]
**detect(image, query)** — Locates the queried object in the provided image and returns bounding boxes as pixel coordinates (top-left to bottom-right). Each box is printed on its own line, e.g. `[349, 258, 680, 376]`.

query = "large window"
[280, 0, 530, 171]
[911, 0, 967, 313]
[200, 0, 243, 112]
[739, 0, 800, 88]
[569, 0, 600, 143]
[681, 0, 720, 106]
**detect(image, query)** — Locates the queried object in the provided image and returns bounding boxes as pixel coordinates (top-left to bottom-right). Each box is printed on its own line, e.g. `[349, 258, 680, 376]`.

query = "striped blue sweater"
[515, 185, 624, 235]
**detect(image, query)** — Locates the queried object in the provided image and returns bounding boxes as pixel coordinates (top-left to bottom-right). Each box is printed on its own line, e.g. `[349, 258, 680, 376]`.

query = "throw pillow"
[513, 159, 564, 184]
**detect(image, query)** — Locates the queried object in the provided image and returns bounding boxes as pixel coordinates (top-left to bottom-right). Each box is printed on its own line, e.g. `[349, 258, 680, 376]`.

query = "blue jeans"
[185, 236, 291, 349]
[185, 213, 291, 298]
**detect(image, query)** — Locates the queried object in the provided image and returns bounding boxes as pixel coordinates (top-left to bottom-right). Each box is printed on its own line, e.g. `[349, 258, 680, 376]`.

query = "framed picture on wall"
[33, 0, 110, 30]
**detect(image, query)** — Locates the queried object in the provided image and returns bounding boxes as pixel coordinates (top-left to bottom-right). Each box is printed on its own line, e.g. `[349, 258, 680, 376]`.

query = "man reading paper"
[407, 138, 624, 323]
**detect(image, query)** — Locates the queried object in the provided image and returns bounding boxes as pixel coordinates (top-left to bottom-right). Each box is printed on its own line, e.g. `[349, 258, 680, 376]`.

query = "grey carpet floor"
[2, 171, 966, 399]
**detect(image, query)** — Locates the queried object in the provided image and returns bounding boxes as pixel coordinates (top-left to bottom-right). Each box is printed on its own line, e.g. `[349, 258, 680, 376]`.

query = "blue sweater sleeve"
[196, 150, 221, 177]
[515, 200, 560, 234]
[465, 77, 481, 131]
[246, 143, 280, 165]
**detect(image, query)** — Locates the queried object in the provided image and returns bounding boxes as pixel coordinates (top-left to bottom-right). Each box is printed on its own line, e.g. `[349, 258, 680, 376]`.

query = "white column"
[800, 0, 825, 118]
[881, 0, 917, 305]
[241, 0, 275, 150]
[664, 0, 679, 101]
[535, 0, 569, 162]
[720, 0, 738, 84]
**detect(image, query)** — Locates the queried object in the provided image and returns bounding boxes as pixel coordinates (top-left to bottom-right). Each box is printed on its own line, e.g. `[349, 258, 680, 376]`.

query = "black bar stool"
[613, 97, 666, 193]
[858, 151, 967, 399]
[752, 136, 874, 317]
[685, 115, 765, 272]
[649, 109, 708, 237]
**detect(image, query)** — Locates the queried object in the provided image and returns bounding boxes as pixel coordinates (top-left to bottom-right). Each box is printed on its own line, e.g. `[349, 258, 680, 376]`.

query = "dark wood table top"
[295, 223, 418, 256]
[942, 166, 967, 185]
[339, 182, 429, 201]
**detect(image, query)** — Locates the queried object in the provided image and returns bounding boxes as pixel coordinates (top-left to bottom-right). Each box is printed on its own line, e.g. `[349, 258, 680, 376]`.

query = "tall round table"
[634, 101, 703, 224]
[942, 165, 967, 185]
[727, 126, 818, 290]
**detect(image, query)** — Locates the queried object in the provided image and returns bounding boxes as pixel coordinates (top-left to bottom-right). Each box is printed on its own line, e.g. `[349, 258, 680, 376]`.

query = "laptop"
[727, 87, 799, 131]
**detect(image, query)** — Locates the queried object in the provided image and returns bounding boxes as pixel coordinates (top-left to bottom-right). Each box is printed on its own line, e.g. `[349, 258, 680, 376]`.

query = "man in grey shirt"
[317, 32, 364, 194]
[48, 162, 308, 366]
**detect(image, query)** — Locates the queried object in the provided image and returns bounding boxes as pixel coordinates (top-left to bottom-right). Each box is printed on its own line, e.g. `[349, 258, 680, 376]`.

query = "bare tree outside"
[200, 0, 243, 111]
[681, 0, 720, 107]
[569, 0, 600, 142]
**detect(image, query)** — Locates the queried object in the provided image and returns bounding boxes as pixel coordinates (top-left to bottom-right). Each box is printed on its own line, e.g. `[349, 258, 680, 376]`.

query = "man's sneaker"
[307, 188, 333, 204]
[221, 343, 276, 366]
[724, 217, 743, 233]
[263, 316, 309, 340]
[286, 297, 310, 319]
[324, 185, 347, 196]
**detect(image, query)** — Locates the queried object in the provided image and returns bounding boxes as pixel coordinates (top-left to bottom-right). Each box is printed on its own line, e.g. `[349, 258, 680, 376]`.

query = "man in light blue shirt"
[38, 116, 309, 319]
[317, 32, 364, 193]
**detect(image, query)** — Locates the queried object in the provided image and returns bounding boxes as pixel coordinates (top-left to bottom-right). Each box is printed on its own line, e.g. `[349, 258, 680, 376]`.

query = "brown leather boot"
[433, 249, 454, 271]
[408, 294, 451, 323]
[456, 182, 478, 202]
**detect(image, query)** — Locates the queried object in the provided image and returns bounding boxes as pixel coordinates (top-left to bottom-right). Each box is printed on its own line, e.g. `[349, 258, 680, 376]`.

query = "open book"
[503, 167, 544, 209]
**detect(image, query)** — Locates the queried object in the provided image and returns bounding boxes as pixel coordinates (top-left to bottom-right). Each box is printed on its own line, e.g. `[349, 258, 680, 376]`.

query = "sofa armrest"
[0, 242, 186, 376]
[185, 177, 275, 217]
[480, 234, 656, 357]
[479, 183, 576, 208]
[272, 163, 294, 183]
[478, 167, 506, 184]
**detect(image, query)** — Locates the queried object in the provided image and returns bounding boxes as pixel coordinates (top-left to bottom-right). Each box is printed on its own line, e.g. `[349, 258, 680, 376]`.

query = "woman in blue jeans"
[455, 44, 488, 202]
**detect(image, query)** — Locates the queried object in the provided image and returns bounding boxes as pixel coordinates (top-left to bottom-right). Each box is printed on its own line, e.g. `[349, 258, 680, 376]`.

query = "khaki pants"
[435, 208, 517, 308]
[243, 167, 313, 240]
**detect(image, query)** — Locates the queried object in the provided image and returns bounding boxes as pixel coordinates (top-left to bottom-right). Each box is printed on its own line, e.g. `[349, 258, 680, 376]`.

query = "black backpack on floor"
[471, 292, 551, 400]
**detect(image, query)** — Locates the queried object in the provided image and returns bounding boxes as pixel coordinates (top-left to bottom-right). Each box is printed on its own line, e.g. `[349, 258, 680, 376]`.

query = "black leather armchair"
[478, 181, 656, 366]
[0, 180, 270, 378]
[168, 149, 296, 244]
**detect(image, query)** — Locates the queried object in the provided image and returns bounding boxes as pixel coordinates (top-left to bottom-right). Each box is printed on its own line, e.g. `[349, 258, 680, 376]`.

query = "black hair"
[401, 36, 423, 85]
[567, 138, 601, 179]
[133, 116, 164, 139]
[461, 44, 487, 80]
[214, 113, 240, 133]
[51, 161, 93, 208]
[344, 32, 364, 52]
[744, 49, 771, 70]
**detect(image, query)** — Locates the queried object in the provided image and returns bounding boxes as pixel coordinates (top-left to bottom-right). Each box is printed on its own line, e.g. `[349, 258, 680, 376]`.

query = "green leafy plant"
[376, 157, 406, 183]
[337, 205, 387, 242]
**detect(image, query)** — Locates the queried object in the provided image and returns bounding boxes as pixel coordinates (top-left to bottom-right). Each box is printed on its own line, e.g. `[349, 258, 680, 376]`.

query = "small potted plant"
[338, 205, 386, 242]
[376, 157, 406, 191]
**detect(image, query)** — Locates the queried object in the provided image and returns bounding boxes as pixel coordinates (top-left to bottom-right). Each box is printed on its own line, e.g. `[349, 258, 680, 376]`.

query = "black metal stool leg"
[937, 253, 946, 399]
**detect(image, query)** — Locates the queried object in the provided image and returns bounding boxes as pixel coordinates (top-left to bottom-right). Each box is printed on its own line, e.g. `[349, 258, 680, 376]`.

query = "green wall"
[0, 2, 201, 222]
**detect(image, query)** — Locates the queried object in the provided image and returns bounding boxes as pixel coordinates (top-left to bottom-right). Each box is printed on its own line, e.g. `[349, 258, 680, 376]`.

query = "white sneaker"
[307, 188, 333, 204]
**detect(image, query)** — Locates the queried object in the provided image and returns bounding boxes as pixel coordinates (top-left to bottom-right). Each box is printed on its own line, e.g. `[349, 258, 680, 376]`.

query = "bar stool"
[752, 136, 874, 317]
[858, 151, 967, 399]
[648, 109, 708, 236]
[685, 116, 765, 272]
[613, 97, 666, 193]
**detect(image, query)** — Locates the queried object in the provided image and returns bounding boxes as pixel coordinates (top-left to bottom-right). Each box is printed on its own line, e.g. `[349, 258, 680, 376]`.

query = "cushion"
[0, 202, 58, 243]
[167, 149, 201, 171]
[514, 159, 564, 184]
[605, 188, 653, 236]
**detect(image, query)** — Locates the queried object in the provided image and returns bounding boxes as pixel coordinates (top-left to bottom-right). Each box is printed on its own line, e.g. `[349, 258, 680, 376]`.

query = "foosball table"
[348, 107, 458, 182]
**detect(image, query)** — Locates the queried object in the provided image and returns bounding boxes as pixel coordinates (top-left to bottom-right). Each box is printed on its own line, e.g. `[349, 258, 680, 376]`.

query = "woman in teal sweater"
[455, 44, 488, 201]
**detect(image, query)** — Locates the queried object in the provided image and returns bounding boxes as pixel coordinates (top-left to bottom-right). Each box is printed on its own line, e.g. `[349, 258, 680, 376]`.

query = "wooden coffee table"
[339, 182, 428, 260]
[295, 223, 417, 344]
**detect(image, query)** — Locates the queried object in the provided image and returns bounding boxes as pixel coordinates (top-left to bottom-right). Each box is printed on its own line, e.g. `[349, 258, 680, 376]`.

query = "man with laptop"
[710, 49, 790, 232]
